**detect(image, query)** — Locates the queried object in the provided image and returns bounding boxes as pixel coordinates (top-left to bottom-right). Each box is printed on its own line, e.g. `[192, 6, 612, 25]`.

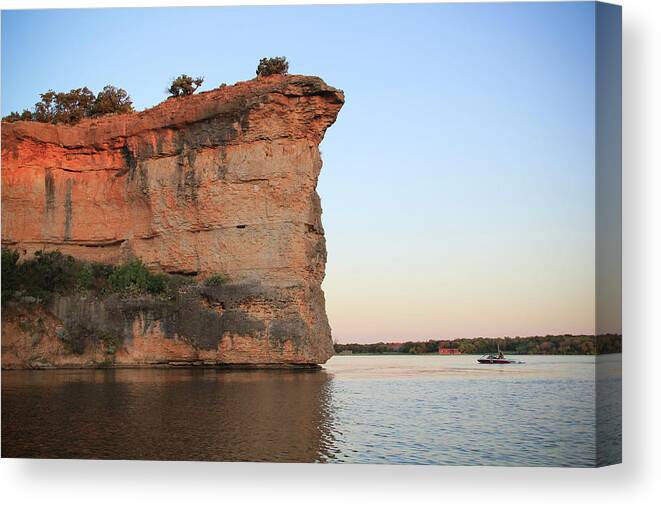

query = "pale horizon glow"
[1, 3, 601, 343]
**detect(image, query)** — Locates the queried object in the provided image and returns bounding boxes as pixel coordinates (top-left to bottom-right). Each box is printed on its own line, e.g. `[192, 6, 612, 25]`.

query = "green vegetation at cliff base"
[1, 248, 227, 305]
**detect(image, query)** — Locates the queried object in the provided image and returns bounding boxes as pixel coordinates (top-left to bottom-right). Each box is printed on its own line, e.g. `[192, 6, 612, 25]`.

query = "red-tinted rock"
[1, 75, 344, 368]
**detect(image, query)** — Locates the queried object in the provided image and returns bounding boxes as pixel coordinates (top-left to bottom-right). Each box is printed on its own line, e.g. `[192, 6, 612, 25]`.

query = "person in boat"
[497, 351, 504, 359]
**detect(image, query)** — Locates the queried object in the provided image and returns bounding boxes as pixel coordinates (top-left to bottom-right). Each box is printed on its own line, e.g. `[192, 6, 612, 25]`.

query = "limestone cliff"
[1, 75, 344, 368]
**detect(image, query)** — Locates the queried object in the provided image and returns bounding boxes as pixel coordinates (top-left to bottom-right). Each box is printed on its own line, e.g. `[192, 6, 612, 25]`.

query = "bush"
[203, 273, 227, 287]
[76, 263, 95, 291]
[256, 57, 289, 77]
[105, 261, 191, 297]
[2, 110, 33, 122]
[0, 249, 196, 305]
[167, 74, 204, 97]
[1, 250, 102, 303]
[2, 85, 134, 125]
[20, 250, 82, 301]
[108, 259, 168, 295]
[1, 248, 21, 302]
[34, 88, 96, 124]
[75, 261, 114, 292]
[90, 85, 134, 117]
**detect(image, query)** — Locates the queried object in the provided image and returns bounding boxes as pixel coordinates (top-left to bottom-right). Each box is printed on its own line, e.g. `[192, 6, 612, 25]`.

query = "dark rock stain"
[117, 145, 137, 178]
[138, 164, 150, 196]
[44, 169, 55, 214]
[50, 281, 307, 355]
[216, 147, 229, 180]
[269, 316, 307, 347]
[64, 179, 73, 241]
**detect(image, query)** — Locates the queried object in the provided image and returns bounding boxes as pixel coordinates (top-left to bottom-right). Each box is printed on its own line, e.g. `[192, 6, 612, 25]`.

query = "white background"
[0, 1, 659, 506]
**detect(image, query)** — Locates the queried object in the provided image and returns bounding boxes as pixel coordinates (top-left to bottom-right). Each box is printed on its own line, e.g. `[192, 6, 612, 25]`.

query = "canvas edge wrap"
[595, 1, 622, 467]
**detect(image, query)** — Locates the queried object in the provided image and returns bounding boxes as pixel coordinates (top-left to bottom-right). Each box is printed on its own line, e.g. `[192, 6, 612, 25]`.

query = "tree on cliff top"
[2, 109, 33, 123]
[89, 85, 134, 117]
[167, 74, 204, 97]
[256, 57, 289, 77]
[33, 87, 96, 124]
[2, 85, 135, 124]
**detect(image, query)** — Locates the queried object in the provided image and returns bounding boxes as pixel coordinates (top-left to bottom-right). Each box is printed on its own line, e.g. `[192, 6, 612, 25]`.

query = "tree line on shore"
[334, 334, 622, 355]
[2, 57, 289, 125]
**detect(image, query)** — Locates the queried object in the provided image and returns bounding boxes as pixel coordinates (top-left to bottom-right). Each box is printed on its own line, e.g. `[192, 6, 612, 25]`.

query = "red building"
[438, 347, 462, 355]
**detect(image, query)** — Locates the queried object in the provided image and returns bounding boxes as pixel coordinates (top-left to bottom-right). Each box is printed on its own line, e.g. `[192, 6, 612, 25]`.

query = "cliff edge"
[1, 74, 344, 368]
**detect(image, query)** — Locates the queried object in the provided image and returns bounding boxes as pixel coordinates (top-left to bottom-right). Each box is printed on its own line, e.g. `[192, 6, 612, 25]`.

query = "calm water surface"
[1, 354, 621, 466]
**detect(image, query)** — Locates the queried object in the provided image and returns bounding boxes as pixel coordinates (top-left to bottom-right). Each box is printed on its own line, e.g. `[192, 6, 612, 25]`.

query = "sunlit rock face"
[1, 75, 344, 368]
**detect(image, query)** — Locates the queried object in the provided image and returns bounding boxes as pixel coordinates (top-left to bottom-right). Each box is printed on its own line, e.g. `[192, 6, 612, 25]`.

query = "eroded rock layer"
[1, 75, 344, 368]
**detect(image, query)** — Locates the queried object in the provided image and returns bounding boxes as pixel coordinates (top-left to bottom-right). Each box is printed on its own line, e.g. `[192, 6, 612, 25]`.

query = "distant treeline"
[334, 335, 622, 356]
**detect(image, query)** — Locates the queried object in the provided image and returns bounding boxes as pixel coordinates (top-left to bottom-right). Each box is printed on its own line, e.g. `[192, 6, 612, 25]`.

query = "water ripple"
[1, 355, 621, 466]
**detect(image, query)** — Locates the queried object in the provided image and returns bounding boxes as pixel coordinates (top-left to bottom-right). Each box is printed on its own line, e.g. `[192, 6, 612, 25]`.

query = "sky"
[1, 3, 605, 342]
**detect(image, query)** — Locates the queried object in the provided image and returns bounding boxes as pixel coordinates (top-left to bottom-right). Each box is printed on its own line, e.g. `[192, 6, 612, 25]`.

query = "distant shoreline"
[334, 335, 622, 356]
[333, 352, 618, 356]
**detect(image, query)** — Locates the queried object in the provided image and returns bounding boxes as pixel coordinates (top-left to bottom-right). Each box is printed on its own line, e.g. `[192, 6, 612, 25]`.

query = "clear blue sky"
[2, 3, 599, 342]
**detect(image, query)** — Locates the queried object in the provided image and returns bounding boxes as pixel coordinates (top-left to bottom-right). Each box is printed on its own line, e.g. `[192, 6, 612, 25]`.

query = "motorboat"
[477, 344, 524, 364]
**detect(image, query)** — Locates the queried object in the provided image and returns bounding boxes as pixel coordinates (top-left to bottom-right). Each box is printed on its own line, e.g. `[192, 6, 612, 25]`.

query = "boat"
[477, 344, 524, 364]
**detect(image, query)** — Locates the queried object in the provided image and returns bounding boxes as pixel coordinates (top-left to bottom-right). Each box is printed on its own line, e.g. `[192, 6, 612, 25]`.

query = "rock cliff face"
[1, 75, 344, 368]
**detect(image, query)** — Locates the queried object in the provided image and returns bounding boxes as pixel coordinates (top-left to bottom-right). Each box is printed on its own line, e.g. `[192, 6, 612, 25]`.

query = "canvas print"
[0, 2, 621, 467]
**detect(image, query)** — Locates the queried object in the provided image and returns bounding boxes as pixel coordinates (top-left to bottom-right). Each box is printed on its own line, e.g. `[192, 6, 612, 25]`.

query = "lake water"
[1, 354, 621, 466]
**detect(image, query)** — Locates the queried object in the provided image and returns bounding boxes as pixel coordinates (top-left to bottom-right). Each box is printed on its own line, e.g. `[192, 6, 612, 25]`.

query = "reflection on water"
[2, 369, 336, 462]
[1, 355, 622, 466]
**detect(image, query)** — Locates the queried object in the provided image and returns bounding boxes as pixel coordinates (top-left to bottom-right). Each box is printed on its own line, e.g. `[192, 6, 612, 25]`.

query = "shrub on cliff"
[2, 109, 33, 122]
[76, 262, 115, 292]
[0, 249, 198, 307]
[1, 248, 21, 303]
[256, 57, 289, 77]
[1, 248, 96, 303]
[108, 259, 168, 295]
[18, 251, 85, 301]
[89, 85, 134, 117]
[34, 88, 96, 124]
[167, 75, 204, 97]
[2, 85, 135, 125]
